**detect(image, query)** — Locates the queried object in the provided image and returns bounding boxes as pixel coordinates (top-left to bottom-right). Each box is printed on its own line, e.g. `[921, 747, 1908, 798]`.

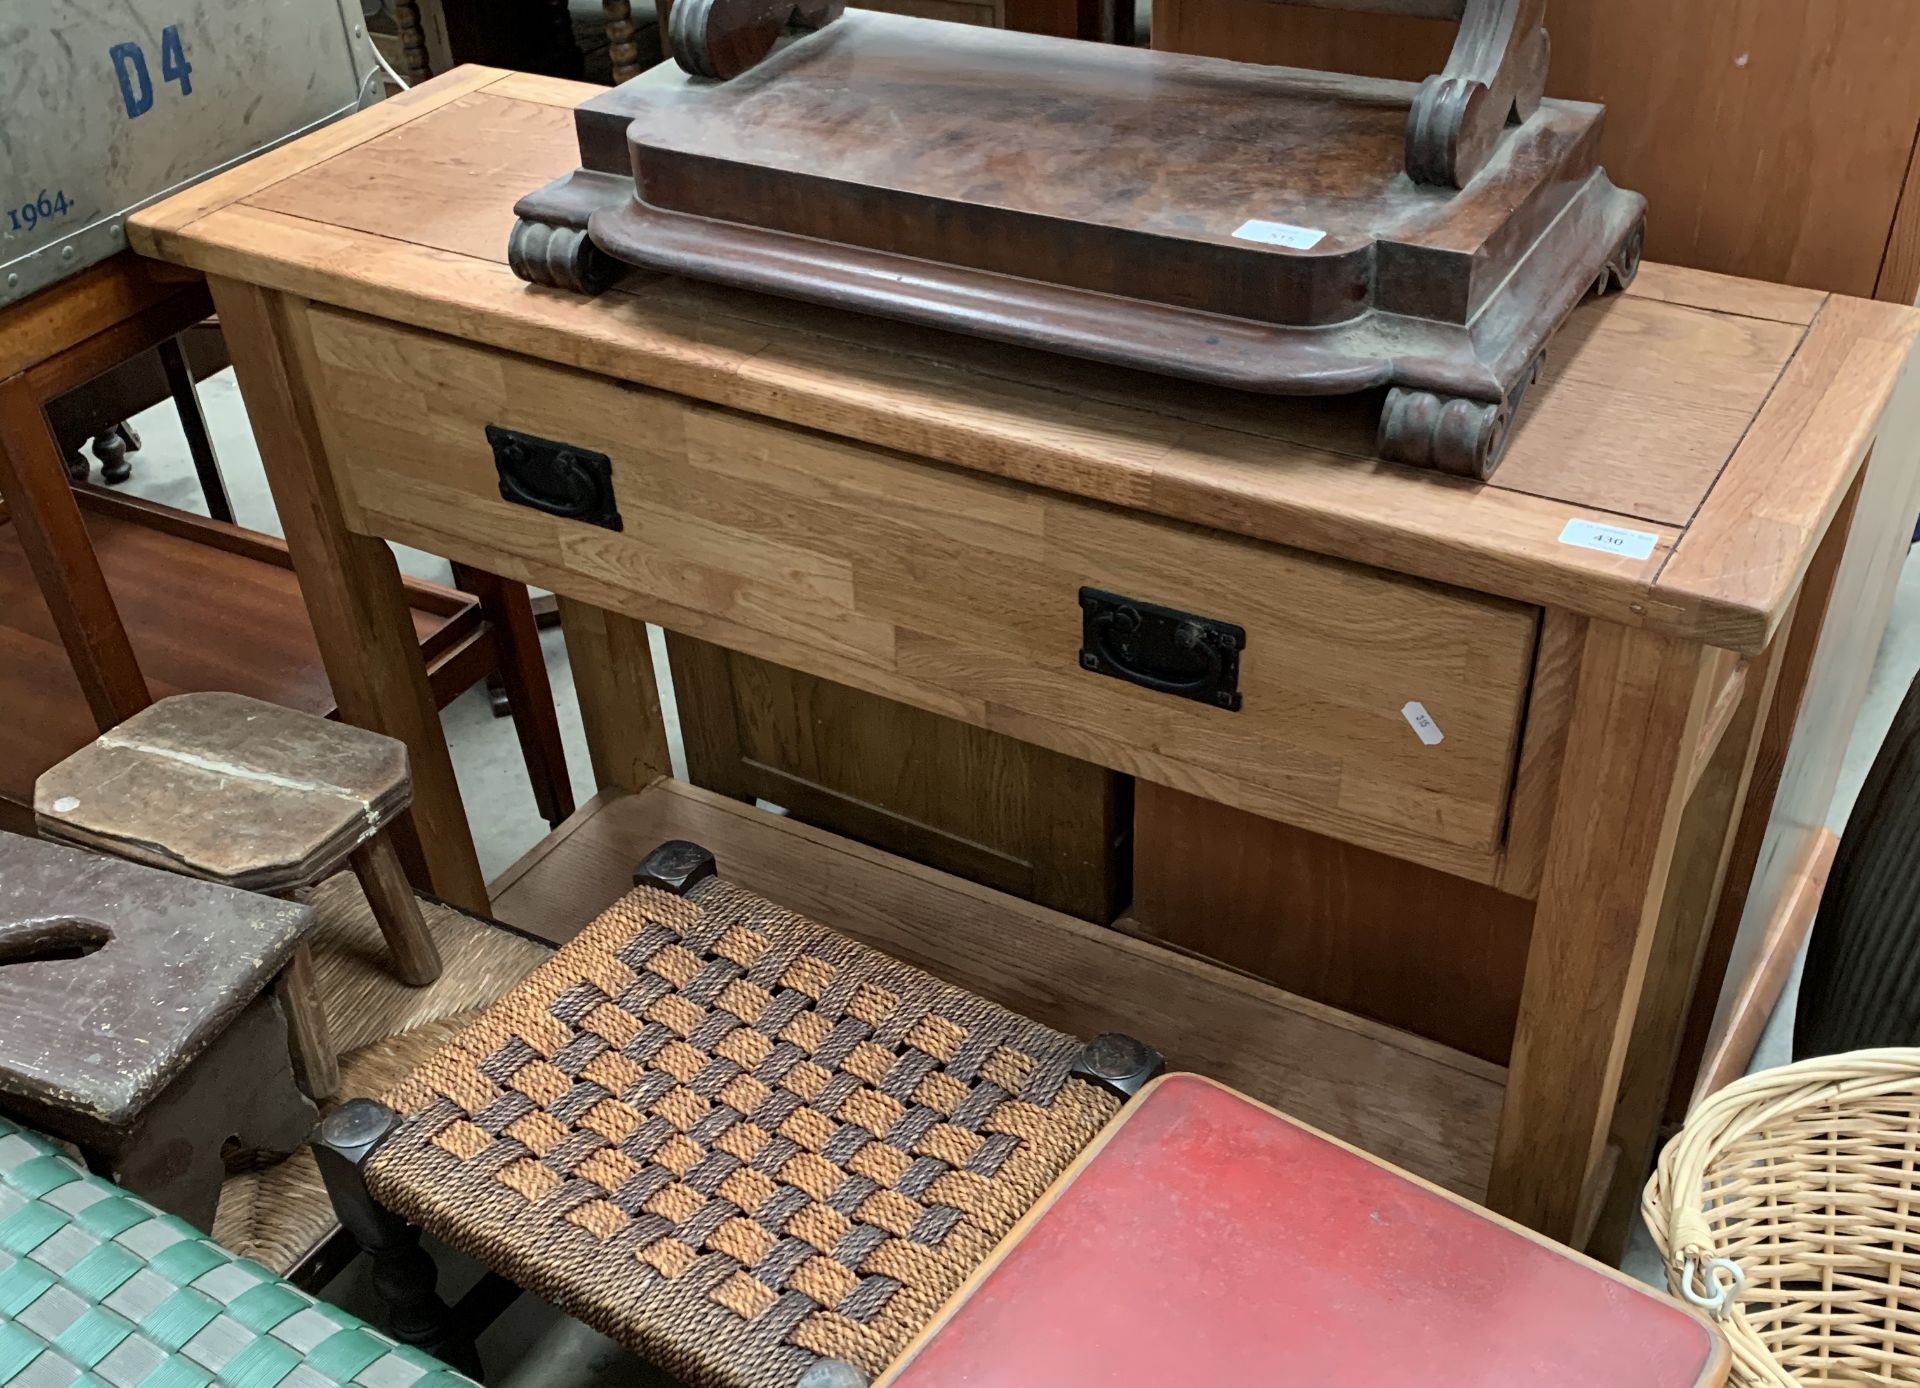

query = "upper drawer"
[302, 307, 1540, 870]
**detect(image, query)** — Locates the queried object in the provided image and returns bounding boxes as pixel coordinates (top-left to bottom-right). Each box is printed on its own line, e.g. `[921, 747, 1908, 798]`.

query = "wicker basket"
[1643, 1049, 1920, 1385]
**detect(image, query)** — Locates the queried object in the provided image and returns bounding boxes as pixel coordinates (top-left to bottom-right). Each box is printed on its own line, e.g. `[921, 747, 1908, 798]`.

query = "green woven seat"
[0, 1117, 475, 1388]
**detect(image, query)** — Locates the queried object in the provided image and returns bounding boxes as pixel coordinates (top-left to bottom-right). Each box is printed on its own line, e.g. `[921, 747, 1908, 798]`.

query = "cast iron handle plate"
[488, 424, 623, 531]
[1078, 587, 1244, 711]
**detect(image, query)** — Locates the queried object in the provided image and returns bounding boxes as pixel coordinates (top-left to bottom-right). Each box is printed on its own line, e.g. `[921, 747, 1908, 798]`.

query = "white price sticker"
[1559, 518, 1660, 561]
[1402, 701, 1445, 747]
[1232, 219, 1328, 251]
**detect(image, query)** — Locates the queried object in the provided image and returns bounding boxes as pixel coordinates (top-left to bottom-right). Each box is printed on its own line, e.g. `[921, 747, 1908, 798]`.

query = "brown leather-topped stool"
[0, 831, 318, 1230]
[34, 691, 445, 1099]
[314, 840, 1161, 1388]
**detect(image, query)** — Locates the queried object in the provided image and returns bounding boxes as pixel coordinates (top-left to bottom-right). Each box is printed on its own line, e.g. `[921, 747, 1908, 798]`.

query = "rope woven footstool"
[315, 841, 1160, 1388]
[0, 1114, 477, 1388]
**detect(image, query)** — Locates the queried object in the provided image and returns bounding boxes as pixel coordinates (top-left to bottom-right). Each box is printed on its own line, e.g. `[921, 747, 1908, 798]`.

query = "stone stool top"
[0, 832, 311, 1148]
[34, 692, 412, 893]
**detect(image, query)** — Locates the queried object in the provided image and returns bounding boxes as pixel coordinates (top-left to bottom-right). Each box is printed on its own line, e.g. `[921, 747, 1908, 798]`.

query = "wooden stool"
[33, 692, 446, 1101]
[313, 841, 1160, 1386]
[878, 1074, 1729, 1387]
[0, 1111, 479, 1388]
[0, 832, 318, 1230]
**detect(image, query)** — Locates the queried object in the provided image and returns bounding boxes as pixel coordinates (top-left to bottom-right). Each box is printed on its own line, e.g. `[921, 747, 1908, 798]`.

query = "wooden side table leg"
[209, 278, 489, 914]
[0, 374, 151, 729]
[276, 941, 342, 1099]
[1487, 621, 1718, 1243]
[351, 832, 445, 986]
[558, 596, 673, 793]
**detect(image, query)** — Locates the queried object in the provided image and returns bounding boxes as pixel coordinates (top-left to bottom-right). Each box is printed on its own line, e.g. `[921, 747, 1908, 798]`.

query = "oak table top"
[128, 67, 1920, 658]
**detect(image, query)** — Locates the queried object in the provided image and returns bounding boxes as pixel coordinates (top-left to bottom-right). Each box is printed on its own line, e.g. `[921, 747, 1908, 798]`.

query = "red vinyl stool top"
[880, 1073, 1727, 1388]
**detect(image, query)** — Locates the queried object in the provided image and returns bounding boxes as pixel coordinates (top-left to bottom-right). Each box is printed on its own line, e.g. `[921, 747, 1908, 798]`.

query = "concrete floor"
[110, 367, 1920, 1374]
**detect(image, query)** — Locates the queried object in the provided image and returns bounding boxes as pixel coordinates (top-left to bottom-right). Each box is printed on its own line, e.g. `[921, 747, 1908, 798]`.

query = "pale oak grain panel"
[1657, 295, 1920, 648]
[303, 305, 1539, 866]
[246, 93, 575, 266]
[134, 67, 509, 238]
[490, 782, 1505, 1200]
[1627, 264, 1828, 327]
[1492, 300, 1804, 525]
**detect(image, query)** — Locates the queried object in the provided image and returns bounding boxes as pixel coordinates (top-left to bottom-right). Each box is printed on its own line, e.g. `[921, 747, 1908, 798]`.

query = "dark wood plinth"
[514, 16, 1644, 477]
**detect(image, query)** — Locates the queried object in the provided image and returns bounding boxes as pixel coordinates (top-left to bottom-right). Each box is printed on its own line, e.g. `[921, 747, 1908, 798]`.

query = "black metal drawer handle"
[1078, 588, 1244, 711]
[487, 425, 623, 531]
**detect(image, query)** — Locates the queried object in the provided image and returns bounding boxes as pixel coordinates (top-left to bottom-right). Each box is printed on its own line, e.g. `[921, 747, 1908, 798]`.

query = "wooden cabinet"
[1152, 0, 1920, 302]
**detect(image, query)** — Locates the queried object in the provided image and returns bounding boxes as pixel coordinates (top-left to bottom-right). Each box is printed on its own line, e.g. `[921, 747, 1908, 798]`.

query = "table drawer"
[302, 307, 1540, 869]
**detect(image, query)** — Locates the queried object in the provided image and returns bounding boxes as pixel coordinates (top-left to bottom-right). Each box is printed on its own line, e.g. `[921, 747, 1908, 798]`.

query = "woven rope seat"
[361, 861, 1126, 1388]
[1643, 1049, 1920, 1386]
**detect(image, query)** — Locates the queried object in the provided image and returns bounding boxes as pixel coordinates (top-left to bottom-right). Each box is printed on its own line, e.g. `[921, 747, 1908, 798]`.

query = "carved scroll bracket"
[668, 0, 844, 81]
[1405, 0, 1549, 189]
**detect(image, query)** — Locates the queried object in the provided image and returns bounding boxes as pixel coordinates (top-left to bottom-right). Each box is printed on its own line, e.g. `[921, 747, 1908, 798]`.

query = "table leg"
[209, 278, 488, 913]
[0, 374, 152, 729]
[1487, 621, 1718, 1242]
[558, 596, 672, 793]
[1585, 628, 1788, 1259]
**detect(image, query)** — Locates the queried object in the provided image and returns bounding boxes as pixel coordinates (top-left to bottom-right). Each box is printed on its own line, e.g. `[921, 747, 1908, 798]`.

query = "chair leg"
[314, 1100, 479, 1376]
[453, 563, 575, 828]
[158, 336, 235, 525]
[92, 422, 137, 485]
[350, 832, 444, 986]
[274, 941, 341, 1100]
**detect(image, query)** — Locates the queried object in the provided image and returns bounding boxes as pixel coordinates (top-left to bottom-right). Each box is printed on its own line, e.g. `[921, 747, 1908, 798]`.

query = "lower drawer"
[302, 306, 1540, 872]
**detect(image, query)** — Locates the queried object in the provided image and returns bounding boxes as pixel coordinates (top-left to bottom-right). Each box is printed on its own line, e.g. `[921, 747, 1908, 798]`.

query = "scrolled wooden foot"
[1603, 220, 1645, 294]
[668, 0, 843, 81]
[1378, 389, 1510, 480]
[507, 218, 619, 294]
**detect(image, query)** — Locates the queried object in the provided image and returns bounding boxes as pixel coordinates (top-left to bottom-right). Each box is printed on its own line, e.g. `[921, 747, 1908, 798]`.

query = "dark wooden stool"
[0, 831, 318, 1231]
[314, 840, 1159, 1387]
[34, 692, 446, 1099]
[880, 1074, 1728, 1387]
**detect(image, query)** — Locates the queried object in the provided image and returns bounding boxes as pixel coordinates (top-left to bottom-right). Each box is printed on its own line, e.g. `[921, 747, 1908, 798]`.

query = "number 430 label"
[111, 24, 194, 119]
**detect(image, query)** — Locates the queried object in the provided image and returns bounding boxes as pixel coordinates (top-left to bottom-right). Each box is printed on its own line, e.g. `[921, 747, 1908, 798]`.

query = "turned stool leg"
[351, 832, 443, 986]
[315, 1100, 478, 1376]
[394, 0, 431, 83]
[275, 941, 341, 1099]
[603, 0, 642, 83]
